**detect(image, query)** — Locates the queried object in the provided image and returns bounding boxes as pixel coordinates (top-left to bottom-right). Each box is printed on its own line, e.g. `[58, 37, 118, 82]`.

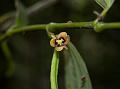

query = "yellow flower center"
[56, 39, 64, 46]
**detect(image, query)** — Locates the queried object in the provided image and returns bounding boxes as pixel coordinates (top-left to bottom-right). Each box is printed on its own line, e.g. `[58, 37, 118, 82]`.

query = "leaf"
[50, 50, 59, 89]
[15, 0, 28, 27]
[105, 0, 115, 8]
[7, 0, 28, 32]
[95, 0, 115, 9]
[64, 42, 93, 89]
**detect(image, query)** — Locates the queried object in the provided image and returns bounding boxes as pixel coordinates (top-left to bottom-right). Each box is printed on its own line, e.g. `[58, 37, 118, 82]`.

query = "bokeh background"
[0, 0, 120, 89]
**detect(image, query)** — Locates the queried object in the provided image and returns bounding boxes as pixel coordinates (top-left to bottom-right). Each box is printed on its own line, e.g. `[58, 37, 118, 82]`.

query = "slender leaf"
[64, 42, 92, 89]
[95, 0, 106, 9]
[50, 50, 59, 89]
[95, 0, 115, 9]
[15, 0, 28, 27]
[105, 0, 115, 8]
[7, 0, 28, 32]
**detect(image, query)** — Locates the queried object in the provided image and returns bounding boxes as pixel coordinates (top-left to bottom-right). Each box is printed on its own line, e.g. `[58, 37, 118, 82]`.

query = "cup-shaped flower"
[50, 32, 70, 51]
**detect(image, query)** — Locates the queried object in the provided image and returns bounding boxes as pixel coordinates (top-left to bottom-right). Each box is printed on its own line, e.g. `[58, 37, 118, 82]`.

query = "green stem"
[1, 41, 15, 77]
[0, 22, 93, 42]
[94, 22, 120, 32]
[94, 8, 109, 23]
[0, 22, 120, 42]
[100, 22, 120, 29]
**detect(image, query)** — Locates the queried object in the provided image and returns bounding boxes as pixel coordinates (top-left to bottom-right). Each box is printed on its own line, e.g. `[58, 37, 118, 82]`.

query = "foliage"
[0, 0, 119, 89]
[64, 42, 92, 89]
[95, 0, 115, 9]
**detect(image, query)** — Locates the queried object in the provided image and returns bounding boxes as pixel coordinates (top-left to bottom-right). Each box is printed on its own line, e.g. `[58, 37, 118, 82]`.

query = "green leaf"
[64, 42, 92, 89]
[15, 0, 28, 27]
[106, 0, 115, 8]
[50, 50, 59, 89]
[95, 0, 115, 9]
[7, 0, 28, 32]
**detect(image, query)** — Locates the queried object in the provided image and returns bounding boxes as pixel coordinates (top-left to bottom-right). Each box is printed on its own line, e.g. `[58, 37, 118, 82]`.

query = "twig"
[0, 22, 120, 42]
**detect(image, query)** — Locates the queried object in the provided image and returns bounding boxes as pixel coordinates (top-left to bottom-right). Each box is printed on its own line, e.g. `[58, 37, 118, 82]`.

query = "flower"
[50, 32, 70, 51]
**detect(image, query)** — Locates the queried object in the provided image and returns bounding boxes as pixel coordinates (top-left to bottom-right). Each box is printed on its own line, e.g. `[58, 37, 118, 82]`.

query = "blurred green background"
[0, 0, 120, 89]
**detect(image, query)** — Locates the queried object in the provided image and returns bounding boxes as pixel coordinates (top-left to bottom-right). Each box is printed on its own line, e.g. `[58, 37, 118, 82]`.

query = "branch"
[94, 22, 120, 32]
[0, 22, 120, 42]
[0, 22, 93, 42]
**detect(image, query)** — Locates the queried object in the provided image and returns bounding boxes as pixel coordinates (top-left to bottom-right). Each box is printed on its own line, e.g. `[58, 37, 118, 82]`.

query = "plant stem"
[1, 41, 15, 77]
[0, 22, 120, 42]
[94, 8, 109, 23]
[94, 22, 120, 32]
[0, 22, 93, 42]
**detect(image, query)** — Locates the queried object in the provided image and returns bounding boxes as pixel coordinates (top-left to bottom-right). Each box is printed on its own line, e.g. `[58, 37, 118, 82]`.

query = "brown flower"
[50, 32, 70, 51]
